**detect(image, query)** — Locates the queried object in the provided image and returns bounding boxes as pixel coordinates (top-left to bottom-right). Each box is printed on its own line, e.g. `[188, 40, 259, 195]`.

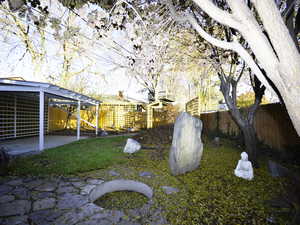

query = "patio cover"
[0, 78, 101, 151]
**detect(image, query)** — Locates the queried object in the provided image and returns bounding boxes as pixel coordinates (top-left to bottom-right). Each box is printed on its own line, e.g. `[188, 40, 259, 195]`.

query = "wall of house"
[0, 92, 48, 140]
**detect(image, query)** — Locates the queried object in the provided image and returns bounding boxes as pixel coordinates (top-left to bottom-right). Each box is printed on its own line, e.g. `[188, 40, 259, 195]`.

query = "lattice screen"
[99, 104, 137, 129]
[0, 92, 48, 141]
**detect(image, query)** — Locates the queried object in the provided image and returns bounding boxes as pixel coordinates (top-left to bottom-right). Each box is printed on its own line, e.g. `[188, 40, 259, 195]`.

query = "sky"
[0, 1, 148, 101]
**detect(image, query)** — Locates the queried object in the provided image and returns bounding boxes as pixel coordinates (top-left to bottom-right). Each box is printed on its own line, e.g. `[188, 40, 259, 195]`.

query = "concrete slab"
[0, 136, 88, 156]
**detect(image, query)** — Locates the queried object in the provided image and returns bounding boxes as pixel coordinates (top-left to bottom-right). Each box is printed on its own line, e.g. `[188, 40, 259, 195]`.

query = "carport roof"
[0, 78, 101, 105]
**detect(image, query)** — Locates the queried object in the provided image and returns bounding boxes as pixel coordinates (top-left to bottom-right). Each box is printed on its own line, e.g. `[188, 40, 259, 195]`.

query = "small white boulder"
[123, 138, 141, 154]
[234, 152, 254, 180]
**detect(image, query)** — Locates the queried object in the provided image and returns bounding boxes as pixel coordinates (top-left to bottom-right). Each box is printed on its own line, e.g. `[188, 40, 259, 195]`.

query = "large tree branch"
[282, 0, 299, 52]
[218, 71, 245, 127]
[192, 0, 240, 29]
[193, 0, 284, 77]
[186, 13, 273, 92]
[251, 0, 300, 79]
[226, 0, 282, 84]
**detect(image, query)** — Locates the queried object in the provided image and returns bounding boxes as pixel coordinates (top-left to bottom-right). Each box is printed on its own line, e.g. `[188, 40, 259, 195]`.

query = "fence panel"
[186, 97, 199, 116]
[48, 104, 147, 131]
[186, 97, 300, 150]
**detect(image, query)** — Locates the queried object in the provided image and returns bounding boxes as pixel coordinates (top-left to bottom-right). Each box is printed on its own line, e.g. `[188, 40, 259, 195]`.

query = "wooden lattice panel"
[186, 97, 200, 116]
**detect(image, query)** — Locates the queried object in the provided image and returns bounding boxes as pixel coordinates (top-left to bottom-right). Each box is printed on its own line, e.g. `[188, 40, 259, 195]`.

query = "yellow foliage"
[237, 92, 269, 108]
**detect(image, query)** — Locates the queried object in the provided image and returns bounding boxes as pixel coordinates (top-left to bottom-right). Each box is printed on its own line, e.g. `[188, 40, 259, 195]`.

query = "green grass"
[94, 191, 149, 210]
[7, 136, 128, 176]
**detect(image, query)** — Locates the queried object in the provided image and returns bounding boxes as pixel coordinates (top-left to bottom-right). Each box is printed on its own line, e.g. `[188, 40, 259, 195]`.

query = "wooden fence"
[99, 104, 140, 130]
[48, 103, 171, 132]
[48, 107, 70, 131]
[186, 101, 300, 150]
[49, 104, 145, 131]
[186, 97, 201, 117]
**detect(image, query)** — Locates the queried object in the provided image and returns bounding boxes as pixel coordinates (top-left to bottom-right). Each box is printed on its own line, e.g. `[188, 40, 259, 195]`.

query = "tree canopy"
[2, 0, 300, 135]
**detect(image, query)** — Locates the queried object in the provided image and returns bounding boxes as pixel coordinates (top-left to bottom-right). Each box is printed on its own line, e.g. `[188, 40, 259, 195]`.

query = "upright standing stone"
[169, 112, 203, 175]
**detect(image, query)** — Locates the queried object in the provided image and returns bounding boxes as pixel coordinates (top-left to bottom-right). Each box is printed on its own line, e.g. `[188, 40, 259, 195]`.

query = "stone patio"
[0, 176, 168, 225]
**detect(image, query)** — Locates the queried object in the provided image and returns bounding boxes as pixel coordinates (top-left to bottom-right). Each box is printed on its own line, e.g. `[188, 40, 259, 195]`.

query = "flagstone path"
[0, 176, 168, 225]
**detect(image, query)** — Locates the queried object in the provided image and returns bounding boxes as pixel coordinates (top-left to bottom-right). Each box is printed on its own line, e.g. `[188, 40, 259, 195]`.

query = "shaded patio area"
[1, 135, 88, 156]
[0, 79, 100, 151]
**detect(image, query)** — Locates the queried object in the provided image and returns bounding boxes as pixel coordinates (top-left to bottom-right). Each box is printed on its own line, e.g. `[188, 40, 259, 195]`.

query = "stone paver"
[0, 184, 14, 195]
[2, 215, 28, 225]
[108, 170, 120, 176]
[24, 180, 43, 189]
[161, 186, 179, 194]
[57, 193, 88, 209]
[139, 171, 154, 178]
[86, 178, 104, 185]
[77, 219, 112, 225]
[57, 181, 70, 187]
[33, 197, 56, 211]
[12, 187, 30, 199]
[0, 200, 31, 216]
[72, 181, 85, 188]
[29, 209, 64, 225]
[57, 185, 78, 194]
[80, 184, 96, 195]
[0, 176, 169, 225]
[34, 183, 57, 192]
[6, 178, 23, 186]
[0, 194, 15, 203]
[54, 203, 103, 224]
[31, 191, 55, 200]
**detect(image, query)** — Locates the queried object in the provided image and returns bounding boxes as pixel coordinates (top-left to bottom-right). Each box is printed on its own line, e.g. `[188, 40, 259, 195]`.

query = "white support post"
[95, 104, 99, 136]
[77, 100, 81, 140]
[47, 100, 50, 133]
[14, 95, 17, 138]
[39, 91, 45, 151]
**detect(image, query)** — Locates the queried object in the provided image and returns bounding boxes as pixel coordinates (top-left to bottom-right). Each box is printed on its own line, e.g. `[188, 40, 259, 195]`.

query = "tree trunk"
[190, 0, 300, 136]
[218, 68, 264, 167]
[276, 84, 300, 136]
[227, 107, 259, 167]
[241, 123, 259, 168]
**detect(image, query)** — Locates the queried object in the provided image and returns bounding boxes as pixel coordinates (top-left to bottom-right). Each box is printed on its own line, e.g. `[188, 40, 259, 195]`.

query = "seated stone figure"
[234, 152, 254, 180]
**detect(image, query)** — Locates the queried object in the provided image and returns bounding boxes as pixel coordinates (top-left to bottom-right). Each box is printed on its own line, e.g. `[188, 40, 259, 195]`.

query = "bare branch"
[236, 61, 245, 83]
[19, 49, 28, 61]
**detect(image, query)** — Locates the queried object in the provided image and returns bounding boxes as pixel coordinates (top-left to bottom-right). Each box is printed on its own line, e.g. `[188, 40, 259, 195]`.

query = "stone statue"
[234, 152, 254, 180]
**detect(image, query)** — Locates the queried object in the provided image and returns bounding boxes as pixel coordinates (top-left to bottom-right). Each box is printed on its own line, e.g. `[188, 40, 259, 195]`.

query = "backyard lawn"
[7, 136, 128, 176]
[5, 135, 288, 224]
